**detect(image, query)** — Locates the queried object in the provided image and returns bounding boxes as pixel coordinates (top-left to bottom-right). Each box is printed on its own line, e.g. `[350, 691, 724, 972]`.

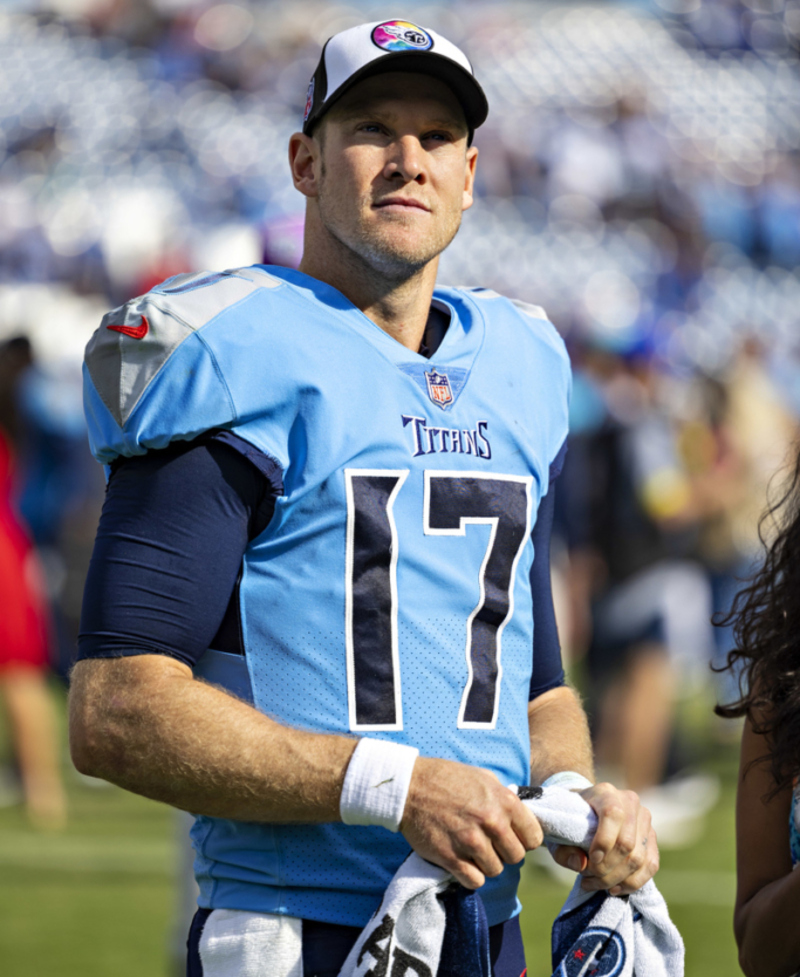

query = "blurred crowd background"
[1, 0, 799, 892]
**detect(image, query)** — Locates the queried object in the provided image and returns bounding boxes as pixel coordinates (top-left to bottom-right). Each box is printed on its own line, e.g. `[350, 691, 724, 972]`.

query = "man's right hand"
[399, 757, 543, 889]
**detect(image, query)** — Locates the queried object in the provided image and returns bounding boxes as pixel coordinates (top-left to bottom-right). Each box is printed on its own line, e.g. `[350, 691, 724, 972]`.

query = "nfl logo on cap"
[425, 370, 453, 408]
[303, 77, 315, 123]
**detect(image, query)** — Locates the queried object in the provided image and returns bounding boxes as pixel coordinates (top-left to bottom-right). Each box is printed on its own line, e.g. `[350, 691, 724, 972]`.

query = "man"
[69, 20, 658, 977]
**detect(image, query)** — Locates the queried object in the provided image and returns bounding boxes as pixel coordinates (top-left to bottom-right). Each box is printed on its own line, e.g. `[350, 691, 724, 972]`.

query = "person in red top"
[0, 337, 66, 829]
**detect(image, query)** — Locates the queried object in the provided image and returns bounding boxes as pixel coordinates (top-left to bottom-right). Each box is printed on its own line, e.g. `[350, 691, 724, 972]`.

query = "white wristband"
[340, 738, 419, 833]
[541, 770, 593, 792]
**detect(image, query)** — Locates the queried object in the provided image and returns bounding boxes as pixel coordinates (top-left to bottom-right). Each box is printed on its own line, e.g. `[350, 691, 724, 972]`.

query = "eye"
[358, 122, 386, 135]
[423, 130, 455, 144]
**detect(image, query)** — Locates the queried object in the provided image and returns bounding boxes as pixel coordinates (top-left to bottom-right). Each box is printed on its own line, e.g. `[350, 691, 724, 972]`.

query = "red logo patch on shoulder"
[107, 315, 149, 340]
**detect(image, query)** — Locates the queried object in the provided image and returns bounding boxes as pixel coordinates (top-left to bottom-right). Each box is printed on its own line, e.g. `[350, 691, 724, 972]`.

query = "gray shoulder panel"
[454, 286, 549, 323]
[509, 298, 549, 322]
[457, 287, 567, 363]
[85, 267, 282, 428]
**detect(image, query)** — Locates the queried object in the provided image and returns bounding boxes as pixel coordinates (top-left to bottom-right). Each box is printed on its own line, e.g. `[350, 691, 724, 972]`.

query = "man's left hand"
[550, 782, 659, 895]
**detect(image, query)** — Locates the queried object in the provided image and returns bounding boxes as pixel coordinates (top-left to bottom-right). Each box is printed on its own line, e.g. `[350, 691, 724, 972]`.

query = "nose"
[383, 135, 425, 184]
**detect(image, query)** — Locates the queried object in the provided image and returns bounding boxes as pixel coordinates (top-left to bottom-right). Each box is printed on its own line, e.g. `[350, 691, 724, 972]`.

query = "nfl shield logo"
[303, 77, 315, 123]
[425, 370, 453, 409]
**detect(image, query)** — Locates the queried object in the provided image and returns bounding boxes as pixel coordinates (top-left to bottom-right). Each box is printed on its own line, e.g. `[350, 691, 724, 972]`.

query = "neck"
[299, 212, 439, 353]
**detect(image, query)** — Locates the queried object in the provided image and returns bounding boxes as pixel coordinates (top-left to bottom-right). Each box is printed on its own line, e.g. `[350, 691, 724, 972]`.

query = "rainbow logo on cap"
[371, 20, 433, 53]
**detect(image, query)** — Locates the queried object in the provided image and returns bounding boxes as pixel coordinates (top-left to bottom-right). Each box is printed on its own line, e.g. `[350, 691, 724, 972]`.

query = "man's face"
[311, 72, 478, 278]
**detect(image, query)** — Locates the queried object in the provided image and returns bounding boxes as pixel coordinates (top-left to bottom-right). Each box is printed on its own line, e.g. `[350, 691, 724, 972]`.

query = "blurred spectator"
[705, 340, 800, 705]
[557, 341, 720, 843]
[15, 352, 106, 679]
[0, 336, 66, 830]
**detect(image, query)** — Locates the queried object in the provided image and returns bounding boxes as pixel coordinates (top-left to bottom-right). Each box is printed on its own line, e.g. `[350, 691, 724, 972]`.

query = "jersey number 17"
[344, 469, 533, 732]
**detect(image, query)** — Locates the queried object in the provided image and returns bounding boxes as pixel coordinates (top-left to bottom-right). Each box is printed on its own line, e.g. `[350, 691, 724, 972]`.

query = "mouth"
[373, 197, 431, 213]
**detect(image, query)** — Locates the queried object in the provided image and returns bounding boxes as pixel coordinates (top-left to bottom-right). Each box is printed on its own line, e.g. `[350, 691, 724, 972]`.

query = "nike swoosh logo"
[107, 316, 149, 340]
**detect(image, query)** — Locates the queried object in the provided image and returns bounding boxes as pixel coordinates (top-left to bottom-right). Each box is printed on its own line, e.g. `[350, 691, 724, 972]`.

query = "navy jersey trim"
[549, 438, 568, 482]
[528, 440, 568, 701]
[209, 429, 284, 502]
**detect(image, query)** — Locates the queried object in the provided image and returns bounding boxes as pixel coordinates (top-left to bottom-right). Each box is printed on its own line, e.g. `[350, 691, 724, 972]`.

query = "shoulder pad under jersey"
[85, 266, 282, 431]
[453, 286, 566, 353]
[455, 286, 549, 324]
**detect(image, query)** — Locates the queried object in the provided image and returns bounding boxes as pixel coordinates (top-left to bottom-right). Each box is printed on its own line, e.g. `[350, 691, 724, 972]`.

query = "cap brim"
[304, 51, 489, 136]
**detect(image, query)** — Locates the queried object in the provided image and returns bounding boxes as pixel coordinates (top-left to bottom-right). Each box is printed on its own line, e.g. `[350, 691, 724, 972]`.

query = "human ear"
[462, 145, 478, 211]
[289, 132, 320, 198]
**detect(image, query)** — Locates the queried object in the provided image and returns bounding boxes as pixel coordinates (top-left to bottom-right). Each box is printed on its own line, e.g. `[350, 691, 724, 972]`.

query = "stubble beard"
[316, 166, 462, 284]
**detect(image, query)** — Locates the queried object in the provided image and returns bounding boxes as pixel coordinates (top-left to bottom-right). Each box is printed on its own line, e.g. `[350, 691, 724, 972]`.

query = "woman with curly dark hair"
[717, 447, 800, 977]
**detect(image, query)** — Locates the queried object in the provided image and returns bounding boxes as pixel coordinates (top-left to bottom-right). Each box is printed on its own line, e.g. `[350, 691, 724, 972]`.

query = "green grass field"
[0, 685, 742, 976]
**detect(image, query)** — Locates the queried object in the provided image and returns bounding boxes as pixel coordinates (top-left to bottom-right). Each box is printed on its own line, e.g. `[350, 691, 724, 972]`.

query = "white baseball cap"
[302, 19, 489, 140]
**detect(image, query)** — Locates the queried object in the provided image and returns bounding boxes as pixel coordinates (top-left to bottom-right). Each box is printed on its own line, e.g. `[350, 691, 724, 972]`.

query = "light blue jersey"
[83, 264, 571, 927]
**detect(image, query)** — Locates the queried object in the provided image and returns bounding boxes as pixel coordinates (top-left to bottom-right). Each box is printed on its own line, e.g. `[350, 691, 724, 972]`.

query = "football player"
[69, 20, 658, 977]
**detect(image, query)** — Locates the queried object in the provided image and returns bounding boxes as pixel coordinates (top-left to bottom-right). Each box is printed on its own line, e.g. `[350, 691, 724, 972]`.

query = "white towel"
[337, 785, 684, 977]
[198, 909, 303, 977]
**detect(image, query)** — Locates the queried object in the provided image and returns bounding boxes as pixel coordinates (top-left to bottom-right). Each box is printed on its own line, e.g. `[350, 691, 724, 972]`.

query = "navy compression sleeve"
[78, 435, 280, 668]
[528, 441, 567, 699]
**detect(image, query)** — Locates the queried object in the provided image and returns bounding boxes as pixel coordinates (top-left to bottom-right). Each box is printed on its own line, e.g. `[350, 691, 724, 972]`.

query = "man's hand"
[551, 783, 658, 895]
[400, 757, 543, 889]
